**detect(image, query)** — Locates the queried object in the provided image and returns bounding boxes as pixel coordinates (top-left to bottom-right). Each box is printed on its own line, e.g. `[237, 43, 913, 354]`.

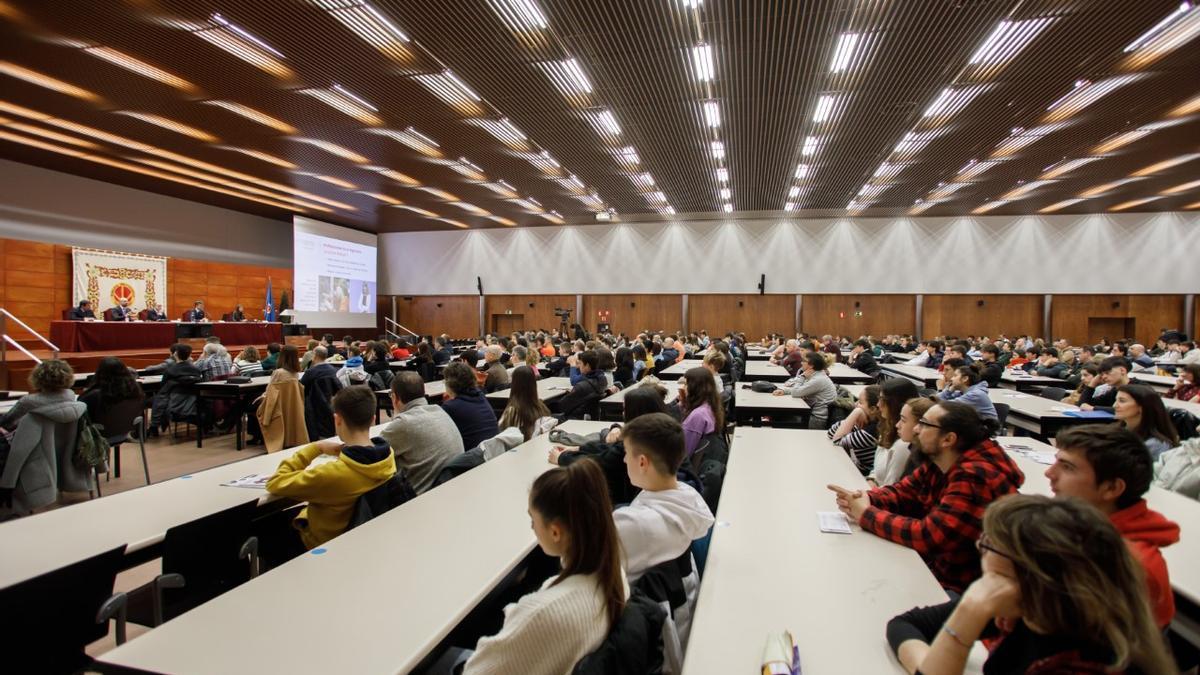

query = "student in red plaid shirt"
[829, 401, 1024, 592]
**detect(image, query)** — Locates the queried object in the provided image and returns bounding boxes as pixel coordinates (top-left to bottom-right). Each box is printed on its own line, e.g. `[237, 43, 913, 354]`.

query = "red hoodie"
[1110, 499, 1179, 627]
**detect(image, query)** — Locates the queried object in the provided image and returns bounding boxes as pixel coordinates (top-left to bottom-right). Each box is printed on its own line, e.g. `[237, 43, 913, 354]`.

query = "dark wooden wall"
[582, 295, 683, 336]
[922, 295, 1043, 339]
[688, 294, 795, 337]
[800, 294, 916, 338]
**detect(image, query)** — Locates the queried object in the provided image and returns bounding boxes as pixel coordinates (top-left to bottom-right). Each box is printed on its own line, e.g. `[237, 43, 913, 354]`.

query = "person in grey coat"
[0, 360, 90, 514]
[773, 352, 837, 429]
[380, 372, 465, 494]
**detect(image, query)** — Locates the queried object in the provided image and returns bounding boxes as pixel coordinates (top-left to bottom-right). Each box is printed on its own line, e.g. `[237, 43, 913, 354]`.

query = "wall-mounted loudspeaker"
[1112, 301, 1121, 309]
[528, 302, 534, 308]
[854, 301, 861, 308]
[476, 276, 483, 296]
[436, 303, 443, 308]
[630, 302, 636, 308]
[977, 300, 985, 307]
[738, 301, 744, 307]
[757, 273, 765, 295]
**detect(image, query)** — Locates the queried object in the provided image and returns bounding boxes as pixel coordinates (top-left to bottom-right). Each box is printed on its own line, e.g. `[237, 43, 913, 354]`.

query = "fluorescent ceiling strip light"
[812, 94, 836, 123]
[290, 137, 370, 164]
[719, 188, 731, 200]
[1078, 177, 1143, 198]
[1132, 153, 1200, 176]
[967, 17, 1054, 71]
[784, 202, 798, 212]
[871, 161, 907, 183]
[436, 217, 470, 229]
[539, 211, 565, 224]
[219, 146, 296, 169]
[801, 136, 820, 156]
[794, 164, 810, 180]
[1040, 198, 1085, 213]
[115, 112, 218, 142]
[0, 61, 101, 101]
[359, 191, 401, 204]
[511, 198, 544, 212]
[525, 150, 562, 175]
[691, 43, 714, 82]
[922, 84, 990, 123]
[574, 193, 605, 210]
[376, 168, 420, 186]
[703, 100, 721, 128]
[366, 127, 441, 157]
[194, 14, 292, 78]
[1000, 179, 1056, 200]
[0, 120, 99, 149]
[553, 174, 588, 194]
[710, 140, 725, 159]
[312, 1, 413, 63]
[1168, 92, 1200, 117]
[448, 162, 487, 181]
[644, 191, 668, 205]
[954, 160, 1003, 182]
[82, 47, 197, 92]
[656, 206, 676, 217]
[628, 172, 655, 191]
[205, 101, 295, 133]
[449, 201, 490, 216]
[892, 130, 942, 160]
[487, 215, 517, 226]
[927, 182, 970, 200]
[1110, 196, 1162, 211]
[971, 200, 1008, 214]
[585, 108, 622, 139]
[413, 72, 483, 114]
[788, 186, 800, 198]
[1122, 2, 1200, 67]
[1093, 117, 1193, 154]
[908, 201, 938, 215]
[990, 122, 1071, 158]
[539, 58, 593, 100]
[857, 183, 889, 201]
[307, 173, 357, 189]
[487, 0, 549, 33]
[479, 181, 520, 198]
[613, 146, 640, 170]
[394, 205, 438, 217]
[131, 156, 325, 211]
[1039, 157, 1101, 179]
[466, 117, 528, 150]
[298, 87, 382, 125]
[1043, 75, 1141, 123]
[722, 203, 733, 213]
[829, 32, 860, 73]
[1184, 200, 1200, 209]
[1161, 178, 1200, 195]
[417, 186, 459, 201]
[717, 167, 729, 182]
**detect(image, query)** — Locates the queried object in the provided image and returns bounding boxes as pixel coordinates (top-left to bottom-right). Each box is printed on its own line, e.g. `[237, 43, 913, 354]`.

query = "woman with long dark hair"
[499, 365, 552, 441]
[613, 347, 635, 387]
[677, 367, 724, 457]
[465, 460, 626, 673]
[1115, 384, 1179, 460]
[79, 356, 144, 419]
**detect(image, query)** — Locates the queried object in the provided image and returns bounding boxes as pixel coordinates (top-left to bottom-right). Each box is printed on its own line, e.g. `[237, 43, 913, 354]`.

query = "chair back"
[61, 308, 73, 320]
[158, 499, 259, 621]
[993, 402, 1010, 429]
[432, 448, 485, 487]
[221, 312, 233, 321]
[571, 588, 666, 675]
[1169, 407, 1200, 441]
[180, 310, 191, 321]
[0, 544, 127, 675]
[349, 472, 417, 529]
[102, 309, 117, 321]
[91, 396, 145, 442]
[138, 309, 149, 320]
[1039, 387, 1067, 401]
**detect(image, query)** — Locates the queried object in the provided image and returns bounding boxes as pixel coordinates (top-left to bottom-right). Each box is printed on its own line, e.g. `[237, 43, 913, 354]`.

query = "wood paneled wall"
[394, 295, 479, 339]
[484, 294, 576, 333]
[0, 237, 291, 339]
[1051, 295, 1185, 347]
[923, 295, 1043, 340]
[801, 295, 916, 338]
[582, 295, 683, 336]
[688, 294, 794, 337]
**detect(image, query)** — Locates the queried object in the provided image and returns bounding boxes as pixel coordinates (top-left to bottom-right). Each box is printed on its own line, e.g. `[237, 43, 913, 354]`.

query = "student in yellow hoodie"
[266, 385, 396, 554]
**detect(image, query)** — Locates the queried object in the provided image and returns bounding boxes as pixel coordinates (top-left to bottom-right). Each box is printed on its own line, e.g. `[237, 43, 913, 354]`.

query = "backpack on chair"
[74, 411, 110, 472]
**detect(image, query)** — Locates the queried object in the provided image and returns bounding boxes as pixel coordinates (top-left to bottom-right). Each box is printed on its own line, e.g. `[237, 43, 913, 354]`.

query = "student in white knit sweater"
[464, 460, 628, 674]
[616, 413, 715, 655]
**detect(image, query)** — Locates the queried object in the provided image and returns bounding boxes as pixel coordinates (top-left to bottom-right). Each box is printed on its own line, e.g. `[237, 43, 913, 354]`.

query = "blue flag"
[265, 277, 275, 321]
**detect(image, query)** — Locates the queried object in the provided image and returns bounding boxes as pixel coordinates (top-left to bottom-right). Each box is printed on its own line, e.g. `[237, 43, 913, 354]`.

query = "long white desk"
[485, 376, 571, 403]
[684, 428, 973, 673]
[660, 359, 704, 377]
[827, 362, 873, 384]
[599, 380, 680, 412]
[1133, 372, 1177, 393]
[0, 423, 386, 591]
[999, 369, 1066, 392]
[97, 421, 613, 674]
[999, 436, 1200, 604]
[732, 383, 811, 424]
[880, 363, 941, 388]
[743, 361, 790, 382]
[988, 389, 1110, 437]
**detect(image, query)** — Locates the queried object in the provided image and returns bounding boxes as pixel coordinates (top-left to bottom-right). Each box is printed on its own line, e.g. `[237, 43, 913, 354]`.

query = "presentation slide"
[292, 216, 378, 328]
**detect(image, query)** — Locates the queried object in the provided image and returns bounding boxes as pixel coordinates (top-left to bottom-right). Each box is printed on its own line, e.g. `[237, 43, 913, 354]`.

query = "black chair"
[1039, 387, 1068, 401]
[572, 588, 666, 675]
[993, 402, 1010, 431]
[1169, 407, 1200, 442]
[432, 448, 485, 487]
[92, 397, 150, 489]
[349, 472, 417, 529]
[0, 545, 129, 675]
[126, 499, 260, 627]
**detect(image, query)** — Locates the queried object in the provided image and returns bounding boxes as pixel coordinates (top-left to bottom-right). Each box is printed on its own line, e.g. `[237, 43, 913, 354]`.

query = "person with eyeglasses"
[885, 494, 1175, 675]
[828, 401, 1023, 592]
[1045, 425, 1179, 629]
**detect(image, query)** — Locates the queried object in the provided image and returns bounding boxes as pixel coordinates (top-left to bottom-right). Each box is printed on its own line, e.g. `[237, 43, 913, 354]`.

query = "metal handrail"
[0, 308, 60, 355]
[3, 335, 42, 365]
[385, 317, 419, 338]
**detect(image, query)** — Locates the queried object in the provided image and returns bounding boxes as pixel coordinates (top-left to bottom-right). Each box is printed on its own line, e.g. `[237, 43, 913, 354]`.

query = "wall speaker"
[630, 302, 636, 308]
[854, 301, 861, 308]
[757, 273, 765, 295]
[476, 276, 483, 296]
[738, 301, 744, 307]
[436, 303, 443, 308]
[528, 302, 534, 308]
[1112, 301, 1121, 309]
[977, 300, 985, 307]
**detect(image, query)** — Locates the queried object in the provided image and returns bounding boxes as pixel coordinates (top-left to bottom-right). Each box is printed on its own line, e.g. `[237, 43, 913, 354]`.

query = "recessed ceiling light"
[487, 0, 549, 34]
[1110, 196, 1162, 211]
[703, 100, 721, 128]
[801, 136, 820, 156]
[971, 200, 1008, 214]
[291, 137, 371, 164]
[1078, 177, 1143, 198]
[115, 111, 218, 142]
[829, 32, 860, 73]
[205, 101, 296, 134]
[717, 167, 729, 182]
[1039, 157, 1101, 179]
[1161, 178, 1200, 195]
[788, 186, 800, 198]
[219, 146, 297, 169]
[784, 202, 797, 211]
[722, 203, 733, 213]
[1039, 198, 1086, 213]
[614, 146, 640, 170]
[0, 61, 101, 101]
[794, 164, 810, 179]
[1121, 1, 1200, 68]
[1043, 75, 1141, 123]
[691, 43, 714, 82]
[813, 94, 836, 123]
[628, 172, 655, 191]
[466, 117, 529, 151]
[720, 187, 731, 199]
[584, 108, 622, 139]
[967, 18, 1055, 74]
[298, 86, 382, 125]
[540, 58, 593, 101]
[1131, 153, 1200, 176]
[710, 140, 725, 159]
[413, 70, 483, 115]
[192, 13, 292, 78]
[312, 1, 413, 63]
[82, 46, 197, 92]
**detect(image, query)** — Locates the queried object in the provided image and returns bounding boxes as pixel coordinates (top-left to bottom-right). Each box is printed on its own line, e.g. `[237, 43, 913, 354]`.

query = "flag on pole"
[265, 277, 275, 321]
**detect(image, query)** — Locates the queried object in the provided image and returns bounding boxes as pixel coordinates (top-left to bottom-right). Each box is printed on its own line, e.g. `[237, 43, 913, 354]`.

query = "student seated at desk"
[1031, 347, 1068, 379]
[1046, 426, 1179, 628]
[773, 352, 837, 430]
[886, 495, 1174, 675]
[382, 372, 463, 494]
[869, 395, 933, 488]
[1079, 356, 1129, 412]
[78, 356, 144, 420]
[677, 367, 723, 458]
[827, 384, 882, 474]
[558, 351, 609, 420]
[441, 361, 499, 451]
[829, 402, 1023, 592]
[1164, 363, 1200, 402]
[464, 460, 627, 674]
[1114, 385, 1179, 461]
[499, 366, 553, 442]
[265, 386, 397, 555]
[234, 346, 264, 376]
[936, 362, 998, 422]
[848, 338, 881, 377]
[1063, 363, 1100, 405]
[260, 342, 282, 373]
[977, 344, 1003, 387]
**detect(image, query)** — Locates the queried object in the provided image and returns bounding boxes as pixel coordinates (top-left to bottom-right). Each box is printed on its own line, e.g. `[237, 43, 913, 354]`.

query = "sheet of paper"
[221, 473, 273, 489]
[818, 511, 852, 534]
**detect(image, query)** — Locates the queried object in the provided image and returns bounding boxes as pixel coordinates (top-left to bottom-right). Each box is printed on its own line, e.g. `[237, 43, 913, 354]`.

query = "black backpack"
[349, 471, 417, 529]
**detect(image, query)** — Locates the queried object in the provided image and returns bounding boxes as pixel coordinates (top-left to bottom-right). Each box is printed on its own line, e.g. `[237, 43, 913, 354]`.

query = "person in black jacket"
[151, 343, 201, 434]
[1079, 356, 1130, 412]
[300, 346, 342, 441]
[440, 361, 499, 450]
[558, 350, 609, 420]
[978, 344, 1003, 388]
[432, 336, 453, 365]
[848, 339, 880, 378]
[66, 300, 95, 320]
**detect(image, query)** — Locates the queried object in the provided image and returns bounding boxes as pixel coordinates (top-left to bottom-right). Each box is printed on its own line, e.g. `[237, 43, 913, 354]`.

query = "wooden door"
[492, 314, 523, 334]
[1088, 317, 1135, 344]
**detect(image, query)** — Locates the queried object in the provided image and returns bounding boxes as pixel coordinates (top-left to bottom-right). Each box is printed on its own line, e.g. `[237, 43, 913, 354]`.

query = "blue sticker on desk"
[311, 548, 328, 555]
[179, 475, 192, 479]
